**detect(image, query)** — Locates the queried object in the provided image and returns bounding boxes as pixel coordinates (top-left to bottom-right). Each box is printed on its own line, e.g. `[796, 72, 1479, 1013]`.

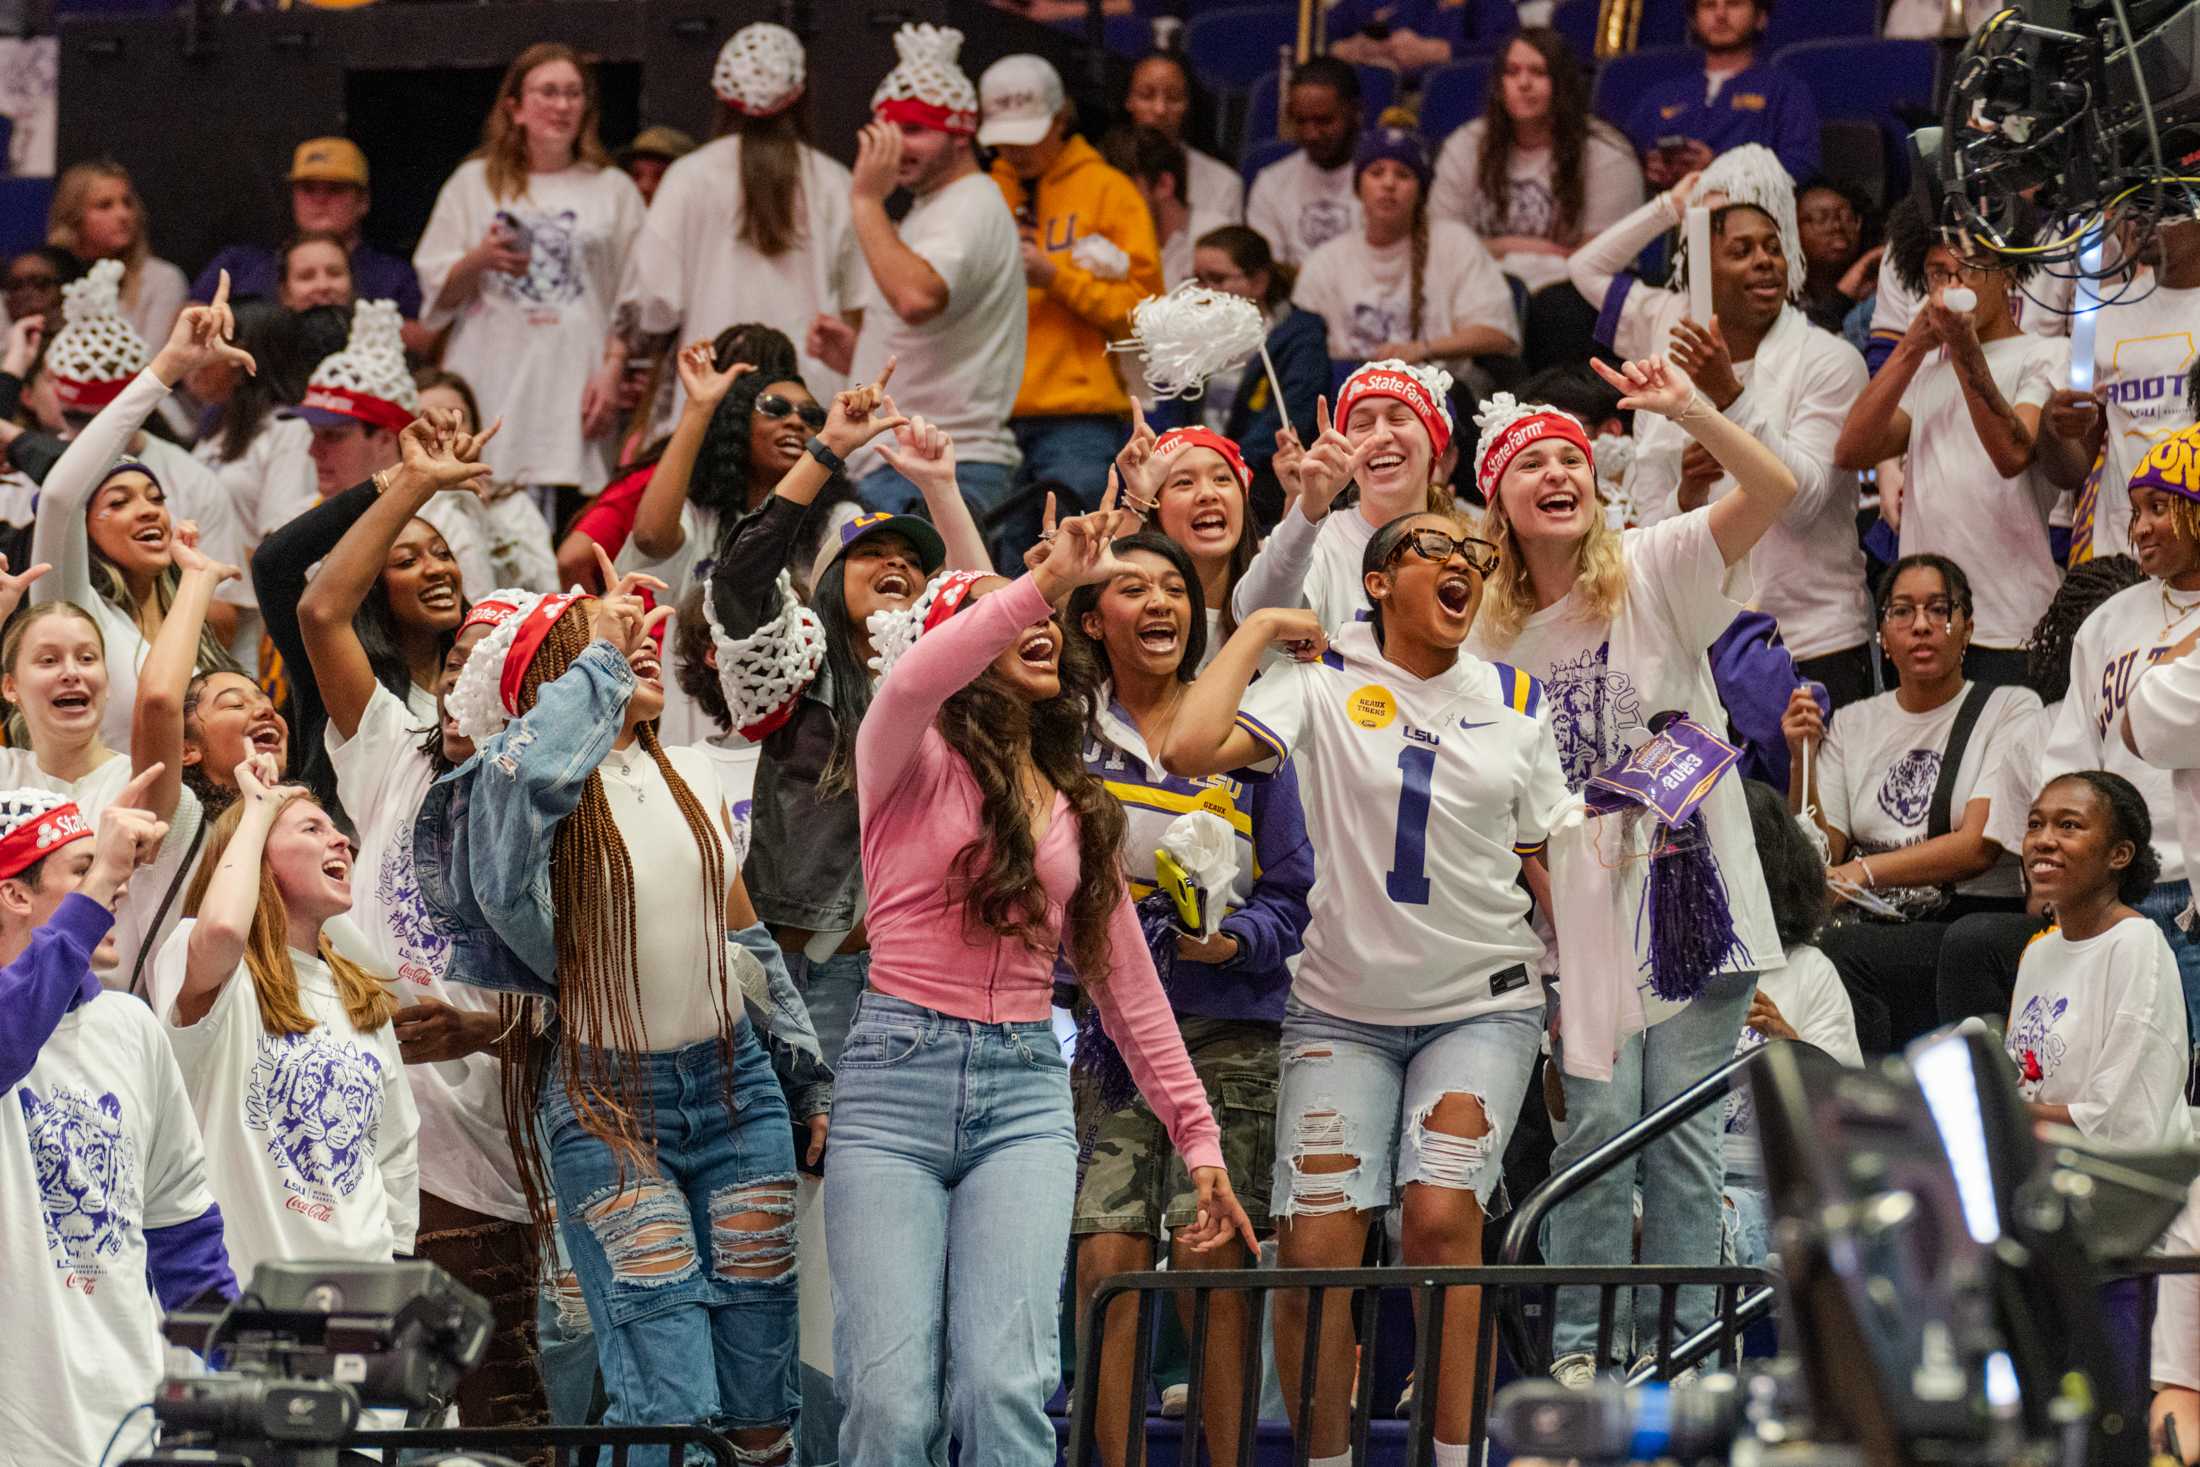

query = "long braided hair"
[932, 603, 1126, 983]
[500, 604, 740, 1239]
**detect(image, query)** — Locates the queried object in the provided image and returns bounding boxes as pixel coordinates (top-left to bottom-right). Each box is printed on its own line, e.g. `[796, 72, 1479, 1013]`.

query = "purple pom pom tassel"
[1072, 894, 1184, 1113]
[1640, 812, 1746, 1004]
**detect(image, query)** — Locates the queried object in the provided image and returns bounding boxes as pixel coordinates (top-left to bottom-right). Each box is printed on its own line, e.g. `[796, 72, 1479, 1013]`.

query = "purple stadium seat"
[1418, 55, 1496, 141]
[1186, 4, 1304, 89]
[1588, 43, 1699, 131]
[1242, 62, 1402, 143]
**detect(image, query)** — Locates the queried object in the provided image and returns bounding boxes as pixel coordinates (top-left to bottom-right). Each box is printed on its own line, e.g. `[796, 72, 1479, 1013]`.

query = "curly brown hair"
[933, 603, 1126, 984]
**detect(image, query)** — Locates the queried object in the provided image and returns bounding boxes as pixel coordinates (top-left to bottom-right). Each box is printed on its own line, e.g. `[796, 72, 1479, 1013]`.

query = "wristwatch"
[805, 436, 844, 475]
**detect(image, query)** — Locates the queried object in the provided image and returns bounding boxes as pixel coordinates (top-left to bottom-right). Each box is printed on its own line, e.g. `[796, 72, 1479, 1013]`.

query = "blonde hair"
[2, 602, 107, 749]
[183, 794, 398, 1037]
[47, 162, 150, 308]
[475, 43, 615, 202]
[1473, 487, 1629, 649]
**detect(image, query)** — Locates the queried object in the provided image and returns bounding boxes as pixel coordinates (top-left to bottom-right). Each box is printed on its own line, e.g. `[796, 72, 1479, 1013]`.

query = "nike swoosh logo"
[1458, 720, 1496, 731]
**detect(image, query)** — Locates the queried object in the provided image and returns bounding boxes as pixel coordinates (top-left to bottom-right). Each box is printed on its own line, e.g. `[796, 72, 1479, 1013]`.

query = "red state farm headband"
[1152, 428, 1250, 490]
[302, 383, 414, 435]
[1334, 368, 1452, 460]
[0, 802, 89, 882]
[875, 97, 977, 137]
[458, 596, 526, 638]
[1475, 412, 1594, 497]
[498, 593, 586, 719]
[923, 571, 988, 634]
[51, 374, 130, 414]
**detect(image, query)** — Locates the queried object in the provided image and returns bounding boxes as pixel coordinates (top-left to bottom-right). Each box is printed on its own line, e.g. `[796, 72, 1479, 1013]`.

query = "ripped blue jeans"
[540, 1023, 800, 1461]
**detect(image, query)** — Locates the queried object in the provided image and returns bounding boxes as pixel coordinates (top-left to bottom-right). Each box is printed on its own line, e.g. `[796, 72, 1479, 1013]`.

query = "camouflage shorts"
[1072, 1015, 1280, 1238]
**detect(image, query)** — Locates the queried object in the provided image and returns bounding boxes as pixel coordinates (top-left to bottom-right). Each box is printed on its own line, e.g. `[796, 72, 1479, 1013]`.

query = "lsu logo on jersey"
[1344, 684, 1397, 730]
[2093, 643, 2173, 738]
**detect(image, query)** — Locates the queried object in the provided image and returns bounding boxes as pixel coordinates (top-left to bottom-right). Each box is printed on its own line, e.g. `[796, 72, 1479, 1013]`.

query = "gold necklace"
[2161, 581, 2200, 640]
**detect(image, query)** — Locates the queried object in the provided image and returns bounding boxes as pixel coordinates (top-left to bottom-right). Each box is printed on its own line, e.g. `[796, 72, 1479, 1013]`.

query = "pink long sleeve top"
[856, 572, 1224, 1172]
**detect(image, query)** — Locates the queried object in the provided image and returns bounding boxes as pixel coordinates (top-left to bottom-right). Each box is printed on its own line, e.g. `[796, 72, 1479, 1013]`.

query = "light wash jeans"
[1544, 968, 1757, 1363]
[825, 990, 1077, 1467]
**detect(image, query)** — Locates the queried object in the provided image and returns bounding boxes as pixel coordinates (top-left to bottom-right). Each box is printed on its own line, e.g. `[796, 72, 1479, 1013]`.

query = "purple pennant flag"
[1583, 716, 1742, 826]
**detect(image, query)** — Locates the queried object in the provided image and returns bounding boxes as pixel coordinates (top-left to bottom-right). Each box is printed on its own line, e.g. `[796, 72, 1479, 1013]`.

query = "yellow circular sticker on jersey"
[1345, 684, 1397, 730]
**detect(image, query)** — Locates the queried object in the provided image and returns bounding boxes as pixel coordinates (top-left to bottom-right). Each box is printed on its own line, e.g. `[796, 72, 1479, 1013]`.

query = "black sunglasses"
[1386, 528, 1501, 576]
[755, 393, 827, 430]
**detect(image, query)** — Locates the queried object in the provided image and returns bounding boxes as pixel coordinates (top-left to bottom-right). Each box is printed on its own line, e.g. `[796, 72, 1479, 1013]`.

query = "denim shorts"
[1270, 997, 1542, 1218]
[538, 1025, 799, 1434]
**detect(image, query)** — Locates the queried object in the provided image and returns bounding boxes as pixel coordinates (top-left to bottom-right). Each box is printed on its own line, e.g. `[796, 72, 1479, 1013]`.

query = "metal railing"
[350, 1422, 741, 1465]
[1065, 1260, 1774, 1467]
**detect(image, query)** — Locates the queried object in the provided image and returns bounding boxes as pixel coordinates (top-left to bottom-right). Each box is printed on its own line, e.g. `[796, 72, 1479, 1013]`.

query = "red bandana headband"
[51, 374, 130, 414]
[1152, 428, 1250, 490]
[0, 802, 89, 882]
[1334, 367, 1452, 460]
[875, 97, 977, 138]
[499, 592, 586, 719]
[1475, 412, 1594, 497]
[923, 571, 988, 635]
[301, 383, 414, 435]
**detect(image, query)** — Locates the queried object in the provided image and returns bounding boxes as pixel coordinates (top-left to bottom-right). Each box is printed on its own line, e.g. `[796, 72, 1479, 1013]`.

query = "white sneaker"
[1395, 1370, 1416, 1413]
[1551, 1353, 1598, 1390]
[1159, 1382, 1188, 1418]
[1629, 1353, 1701, 1386]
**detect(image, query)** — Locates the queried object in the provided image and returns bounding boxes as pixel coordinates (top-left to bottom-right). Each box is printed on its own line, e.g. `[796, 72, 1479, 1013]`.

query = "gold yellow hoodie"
[990, 134, 1164, 420]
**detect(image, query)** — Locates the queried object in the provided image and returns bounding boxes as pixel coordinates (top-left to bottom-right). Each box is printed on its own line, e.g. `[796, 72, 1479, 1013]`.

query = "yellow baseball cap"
[289, 137, 368, 187]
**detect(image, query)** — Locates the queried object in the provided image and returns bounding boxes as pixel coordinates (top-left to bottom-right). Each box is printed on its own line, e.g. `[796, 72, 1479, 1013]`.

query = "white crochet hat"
[0, 788, 90, 882]
[1675, 143, 1805, 301]
[45, 259, 150, 413]
[298, 299, 418, 434]
[871, 24, 978, 137]
[865, 569, 989, 679]
[714, 23, 806, 117]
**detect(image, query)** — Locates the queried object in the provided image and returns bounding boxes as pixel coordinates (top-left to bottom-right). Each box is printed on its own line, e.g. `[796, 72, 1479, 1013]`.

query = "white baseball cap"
[977, 54, 1066, 148]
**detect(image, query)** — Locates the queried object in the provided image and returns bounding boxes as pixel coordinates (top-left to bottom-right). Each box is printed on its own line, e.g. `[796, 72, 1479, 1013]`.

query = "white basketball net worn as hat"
[310, 299, 421, 414]
[46, 258, 151, 387]
[1674, 143, 1805, 300]
[705, 569, 827, 735]
[871, 23, 978, 118]
[714, 23, 806, 116]
[448, 588, 552, 743]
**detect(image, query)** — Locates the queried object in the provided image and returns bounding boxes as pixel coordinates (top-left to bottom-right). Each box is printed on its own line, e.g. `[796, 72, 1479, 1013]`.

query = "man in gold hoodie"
[981, 54, 1165, 523]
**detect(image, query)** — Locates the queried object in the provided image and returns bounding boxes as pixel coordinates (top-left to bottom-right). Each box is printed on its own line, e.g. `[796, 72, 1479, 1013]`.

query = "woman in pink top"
[829, 482, 1257, 1467]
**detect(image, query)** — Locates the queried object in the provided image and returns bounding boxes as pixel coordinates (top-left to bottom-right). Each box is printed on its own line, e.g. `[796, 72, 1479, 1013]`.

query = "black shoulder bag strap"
[1927, 682, 1997, 840]
[129, 817, 209, 1000]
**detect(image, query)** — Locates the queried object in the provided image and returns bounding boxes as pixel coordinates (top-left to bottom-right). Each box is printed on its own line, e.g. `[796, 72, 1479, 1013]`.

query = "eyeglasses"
[1386, 528, 1500, 576]
[1880, 598, 1958, 626]
[756, 393, 827, 430]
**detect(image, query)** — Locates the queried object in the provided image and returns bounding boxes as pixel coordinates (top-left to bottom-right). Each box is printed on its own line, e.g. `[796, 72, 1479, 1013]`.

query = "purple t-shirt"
[190, 241, 422, 320]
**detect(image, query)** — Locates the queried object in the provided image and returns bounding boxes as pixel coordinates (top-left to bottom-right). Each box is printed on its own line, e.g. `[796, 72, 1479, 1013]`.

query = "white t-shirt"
[1983, 698, 2054, 857]
[1186, 147, 1245, 226]
[1723, 943, 1860, 1177]
[1895, 334, 2066, 647]
[1614, 296, 1871, 660]
[1228, 499, 1394, 634]
[2154, 1177, 2200, 1391]
[2044, 579, 2193, 882]
[597, 740, 741, 1050]
[1472, 512, 1786, 1035]
[1870, 255, 2074, 343]
[1818, 682, 2039, 900]
[1294, 219, 1518, 362]
[193, 415, 318, 550]
[327, 682, 524, 1223]
[1233, 622, 1567, 1023]
[616, 136, 861, 400]
[1427, 119, 1645, 293]
[2006, 916, 2195, 1148]
[1246, 151, 1363, 266]
[846, 171, 1025, 474]
[686, 735, 763, 875]
[1, 989, 216, 1467]
[2080, 280, 2200, 558]
[153, 929, 421, 1286]
[414, 159, 647, 487]
[123, 257, 190, 348]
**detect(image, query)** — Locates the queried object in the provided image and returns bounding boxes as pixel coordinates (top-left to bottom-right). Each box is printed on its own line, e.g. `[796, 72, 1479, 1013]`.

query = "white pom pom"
[1070, 234, 1131, 282]
[1114, 284, 1267, 399]
[1941, 286, 1977, 313]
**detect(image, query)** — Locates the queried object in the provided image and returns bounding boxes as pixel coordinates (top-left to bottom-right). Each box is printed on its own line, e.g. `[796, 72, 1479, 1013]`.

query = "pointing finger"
[117, 761, 166, 810]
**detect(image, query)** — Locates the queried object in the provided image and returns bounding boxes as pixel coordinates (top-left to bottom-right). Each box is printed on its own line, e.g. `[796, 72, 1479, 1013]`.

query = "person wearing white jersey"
[2039, 216, 2200, 563]
[1569, 146, 1873, 706]
[0, 785, 235, 1467]
[1466, 361, 1797, 1386]
[1163, 504, 1566, 1467]
[610, 24, 860, 411]
[151, 755, 420, 1291]
[2045, 422, 2200, 1046]
[1836, 207, 2067, 687]
[1229, 357, 1452, 629]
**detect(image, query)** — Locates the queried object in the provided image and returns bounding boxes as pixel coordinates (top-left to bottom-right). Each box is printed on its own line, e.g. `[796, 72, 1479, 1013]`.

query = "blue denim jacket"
[410, 639, 829, 1106]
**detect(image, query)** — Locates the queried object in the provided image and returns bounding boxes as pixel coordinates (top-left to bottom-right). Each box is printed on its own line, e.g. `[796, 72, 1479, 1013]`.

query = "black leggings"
[1820, 896, 2030, 1053]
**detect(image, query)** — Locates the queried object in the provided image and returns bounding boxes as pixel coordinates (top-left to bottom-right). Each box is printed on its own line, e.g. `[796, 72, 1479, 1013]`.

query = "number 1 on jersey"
[1386, 745, 1436, 905]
